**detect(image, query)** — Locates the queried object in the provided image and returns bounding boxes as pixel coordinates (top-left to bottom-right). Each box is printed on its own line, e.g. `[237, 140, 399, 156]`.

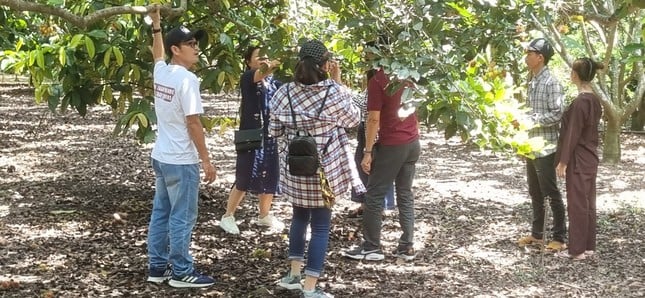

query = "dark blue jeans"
[351, 122, 395, 209]
[288, 206, 332, 278]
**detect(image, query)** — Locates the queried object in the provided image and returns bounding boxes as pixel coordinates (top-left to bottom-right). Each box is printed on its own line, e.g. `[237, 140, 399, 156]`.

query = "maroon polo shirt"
[367, 69, 419, 145]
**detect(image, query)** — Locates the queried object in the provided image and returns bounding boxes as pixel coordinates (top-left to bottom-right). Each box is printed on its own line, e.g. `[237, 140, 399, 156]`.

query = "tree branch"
[0, 0, 187, 29]
[561, 5, 639, 27]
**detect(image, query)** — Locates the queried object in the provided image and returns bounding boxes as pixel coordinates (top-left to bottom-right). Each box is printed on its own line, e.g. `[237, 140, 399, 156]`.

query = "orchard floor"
[0, 82, 644, 297]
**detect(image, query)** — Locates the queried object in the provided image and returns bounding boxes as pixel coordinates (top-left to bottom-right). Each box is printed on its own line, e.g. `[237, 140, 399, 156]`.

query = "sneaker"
[517, 235, 544, 247]
[346, 207, 363, 220]
[302, 287, 334, 298]
[276, 273, 302, 290]
[393, 247, 417, 261]
[343, 246, 384, 261]
[219, 215, 240, 234]
[257, 214, 285, 230]
[168, 270, 215, 288]
[147, 266, 172, 284]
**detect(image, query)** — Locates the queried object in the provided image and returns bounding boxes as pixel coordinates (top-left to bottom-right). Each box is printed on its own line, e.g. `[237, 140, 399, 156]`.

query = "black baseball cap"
[164, 26, 207, 55]
[526, 38, 554, 59]
[298, 40, 330, 65]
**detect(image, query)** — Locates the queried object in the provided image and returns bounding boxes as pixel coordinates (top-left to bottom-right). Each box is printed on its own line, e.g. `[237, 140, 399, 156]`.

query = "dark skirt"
[234, 137, 280, 194]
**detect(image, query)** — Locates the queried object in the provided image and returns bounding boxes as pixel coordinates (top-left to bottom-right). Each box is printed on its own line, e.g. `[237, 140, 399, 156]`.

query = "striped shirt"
[351, 90, 368, 122]
[527, 67, 564, 157]
[269, 79, 364, 208]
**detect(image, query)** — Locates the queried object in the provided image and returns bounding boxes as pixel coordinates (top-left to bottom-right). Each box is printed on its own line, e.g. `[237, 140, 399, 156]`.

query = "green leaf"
[58, 46, 66, 66]
[219, 33, 232, 47]
[70, 34, 84, 48]
[135, 113, 149, 128]
[36, 51, 45, 69]
[84, 37, 96, 58]
[103, 85, 113, 104]
[87, 30, 108, 40]
[104, 47, 112, 67]
[113, 47, 124, 66]
[217, 71, 226, 86]
[28, 50, 36, 66]
[623, 43, 645, 52]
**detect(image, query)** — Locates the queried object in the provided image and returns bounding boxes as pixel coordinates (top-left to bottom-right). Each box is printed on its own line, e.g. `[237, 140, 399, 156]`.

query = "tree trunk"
[629, 97, 645, 131]
[602, 119, 622, 163]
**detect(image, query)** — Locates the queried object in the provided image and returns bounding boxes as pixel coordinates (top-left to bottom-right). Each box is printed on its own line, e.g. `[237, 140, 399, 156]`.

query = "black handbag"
[234, 128, 263, 152]
[234, 89, 264, 152]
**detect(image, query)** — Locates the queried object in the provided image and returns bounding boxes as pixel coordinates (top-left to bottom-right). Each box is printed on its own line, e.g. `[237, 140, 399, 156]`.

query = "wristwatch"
[152, 27, 162, 34]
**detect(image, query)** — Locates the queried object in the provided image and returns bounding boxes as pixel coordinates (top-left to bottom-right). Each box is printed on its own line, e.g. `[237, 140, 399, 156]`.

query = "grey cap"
[298, 40, 329, 65]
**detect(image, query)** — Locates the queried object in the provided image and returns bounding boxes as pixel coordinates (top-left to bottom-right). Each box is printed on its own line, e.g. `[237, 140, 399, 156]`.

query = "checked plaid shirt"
[269, 79, 365, 208]
[527, 67, 564, 157]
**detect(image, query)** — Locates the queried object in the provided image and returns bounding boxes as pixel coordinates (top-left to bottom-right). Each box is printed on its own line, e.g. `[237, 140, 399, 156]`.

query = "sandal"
[517, 235, 544, 247]
[545, 241, 566, 252]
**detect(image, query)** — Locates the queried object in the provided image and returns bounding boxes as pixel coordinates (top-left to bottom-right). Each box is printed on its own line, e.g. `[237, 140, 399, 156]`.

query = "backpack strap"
[286, 84, 298, 130]
[287, 84, 332, 131]
[316, 85, 332, 117]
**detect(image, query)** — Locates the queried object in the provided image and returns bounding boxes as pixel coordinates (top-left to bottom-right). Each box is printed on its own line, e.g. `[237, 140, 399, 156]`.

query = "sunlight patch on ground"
[597, 192, 645, 211]
[415, 176, 526, 206]
[0, 204, 8, 217]
[454, 245, 519, 268]
[0, 274, 41, 283]
[7, 221, 90, 240]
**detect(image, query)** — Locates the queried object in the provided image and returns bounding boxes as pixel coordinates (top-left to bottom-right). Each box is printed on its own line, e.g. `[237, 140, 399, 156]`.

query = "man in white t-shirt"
[145, 7, 216, 288]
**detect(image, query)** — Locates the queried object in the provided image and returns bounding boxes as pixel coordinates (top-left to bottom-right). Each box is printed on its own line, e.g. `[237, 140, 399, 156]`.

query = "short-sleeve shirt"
[239, 69, 282, 135]
[151, 61, 203, 165]
[367, 69, 419, 145]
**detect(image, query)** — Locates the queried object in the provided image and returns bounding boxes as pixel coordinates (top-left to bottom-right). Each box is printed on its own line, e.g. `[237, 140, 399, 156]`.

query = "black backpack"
[286, 85, 330, 176]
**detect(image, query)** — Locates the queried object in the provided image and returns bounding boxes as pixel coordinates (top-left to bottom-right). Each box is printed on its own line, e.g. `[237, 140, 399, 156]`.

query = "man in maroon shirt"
[343, 39, 421, 261]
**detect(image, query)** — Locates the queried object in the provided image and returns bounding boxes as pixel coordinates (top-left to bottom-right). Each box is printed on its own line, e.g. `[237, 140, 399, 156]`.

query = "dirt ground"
[0, 82, 644, 297]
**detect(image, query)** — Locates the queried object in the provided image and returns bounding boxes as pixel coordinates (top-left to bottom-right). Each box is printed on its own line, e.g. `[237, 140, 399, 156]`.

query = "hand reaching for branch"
[148, 6, 161, 27]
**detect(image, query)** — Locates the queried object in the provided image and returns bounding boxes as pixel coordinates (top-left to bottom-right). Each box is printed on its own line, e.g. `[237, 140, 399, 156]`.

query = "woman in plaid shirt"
[271, 40, 363, 297]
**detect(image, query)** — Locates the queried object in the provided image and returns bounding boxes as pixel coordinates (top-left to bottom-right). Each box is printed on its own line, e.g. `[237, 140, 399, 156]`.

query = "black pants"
[526, 153, 566, 242]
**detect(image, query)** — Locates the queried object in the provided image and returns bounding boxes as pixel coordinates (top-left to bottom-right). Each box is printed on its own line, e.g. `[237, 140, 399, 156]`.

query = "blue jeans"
[288, 206, 332, 278]
[147, 158, 200, 277]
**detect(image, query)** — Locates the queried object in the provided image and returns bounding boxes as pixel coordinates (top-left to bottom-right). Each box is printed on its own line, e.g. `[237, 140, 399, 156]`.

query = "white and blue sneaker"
[168, 270, 215, 288]
[147, 266, 172, 284]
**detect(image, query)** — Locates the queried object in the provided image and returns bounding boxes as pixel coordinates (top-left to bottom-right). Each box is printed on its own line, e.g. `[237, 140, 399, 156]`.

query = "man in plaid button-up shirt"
[517, 38, 567, 252]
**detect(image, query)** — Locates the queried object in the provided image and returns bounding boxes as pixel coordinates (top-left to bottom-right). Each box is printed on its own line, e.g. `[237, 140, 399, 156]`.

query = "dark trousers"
[526, 153, 566, 242]
[351, 122, 395, 208]
[566, 168, 597, 255]
[362, 139, 420, 251]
